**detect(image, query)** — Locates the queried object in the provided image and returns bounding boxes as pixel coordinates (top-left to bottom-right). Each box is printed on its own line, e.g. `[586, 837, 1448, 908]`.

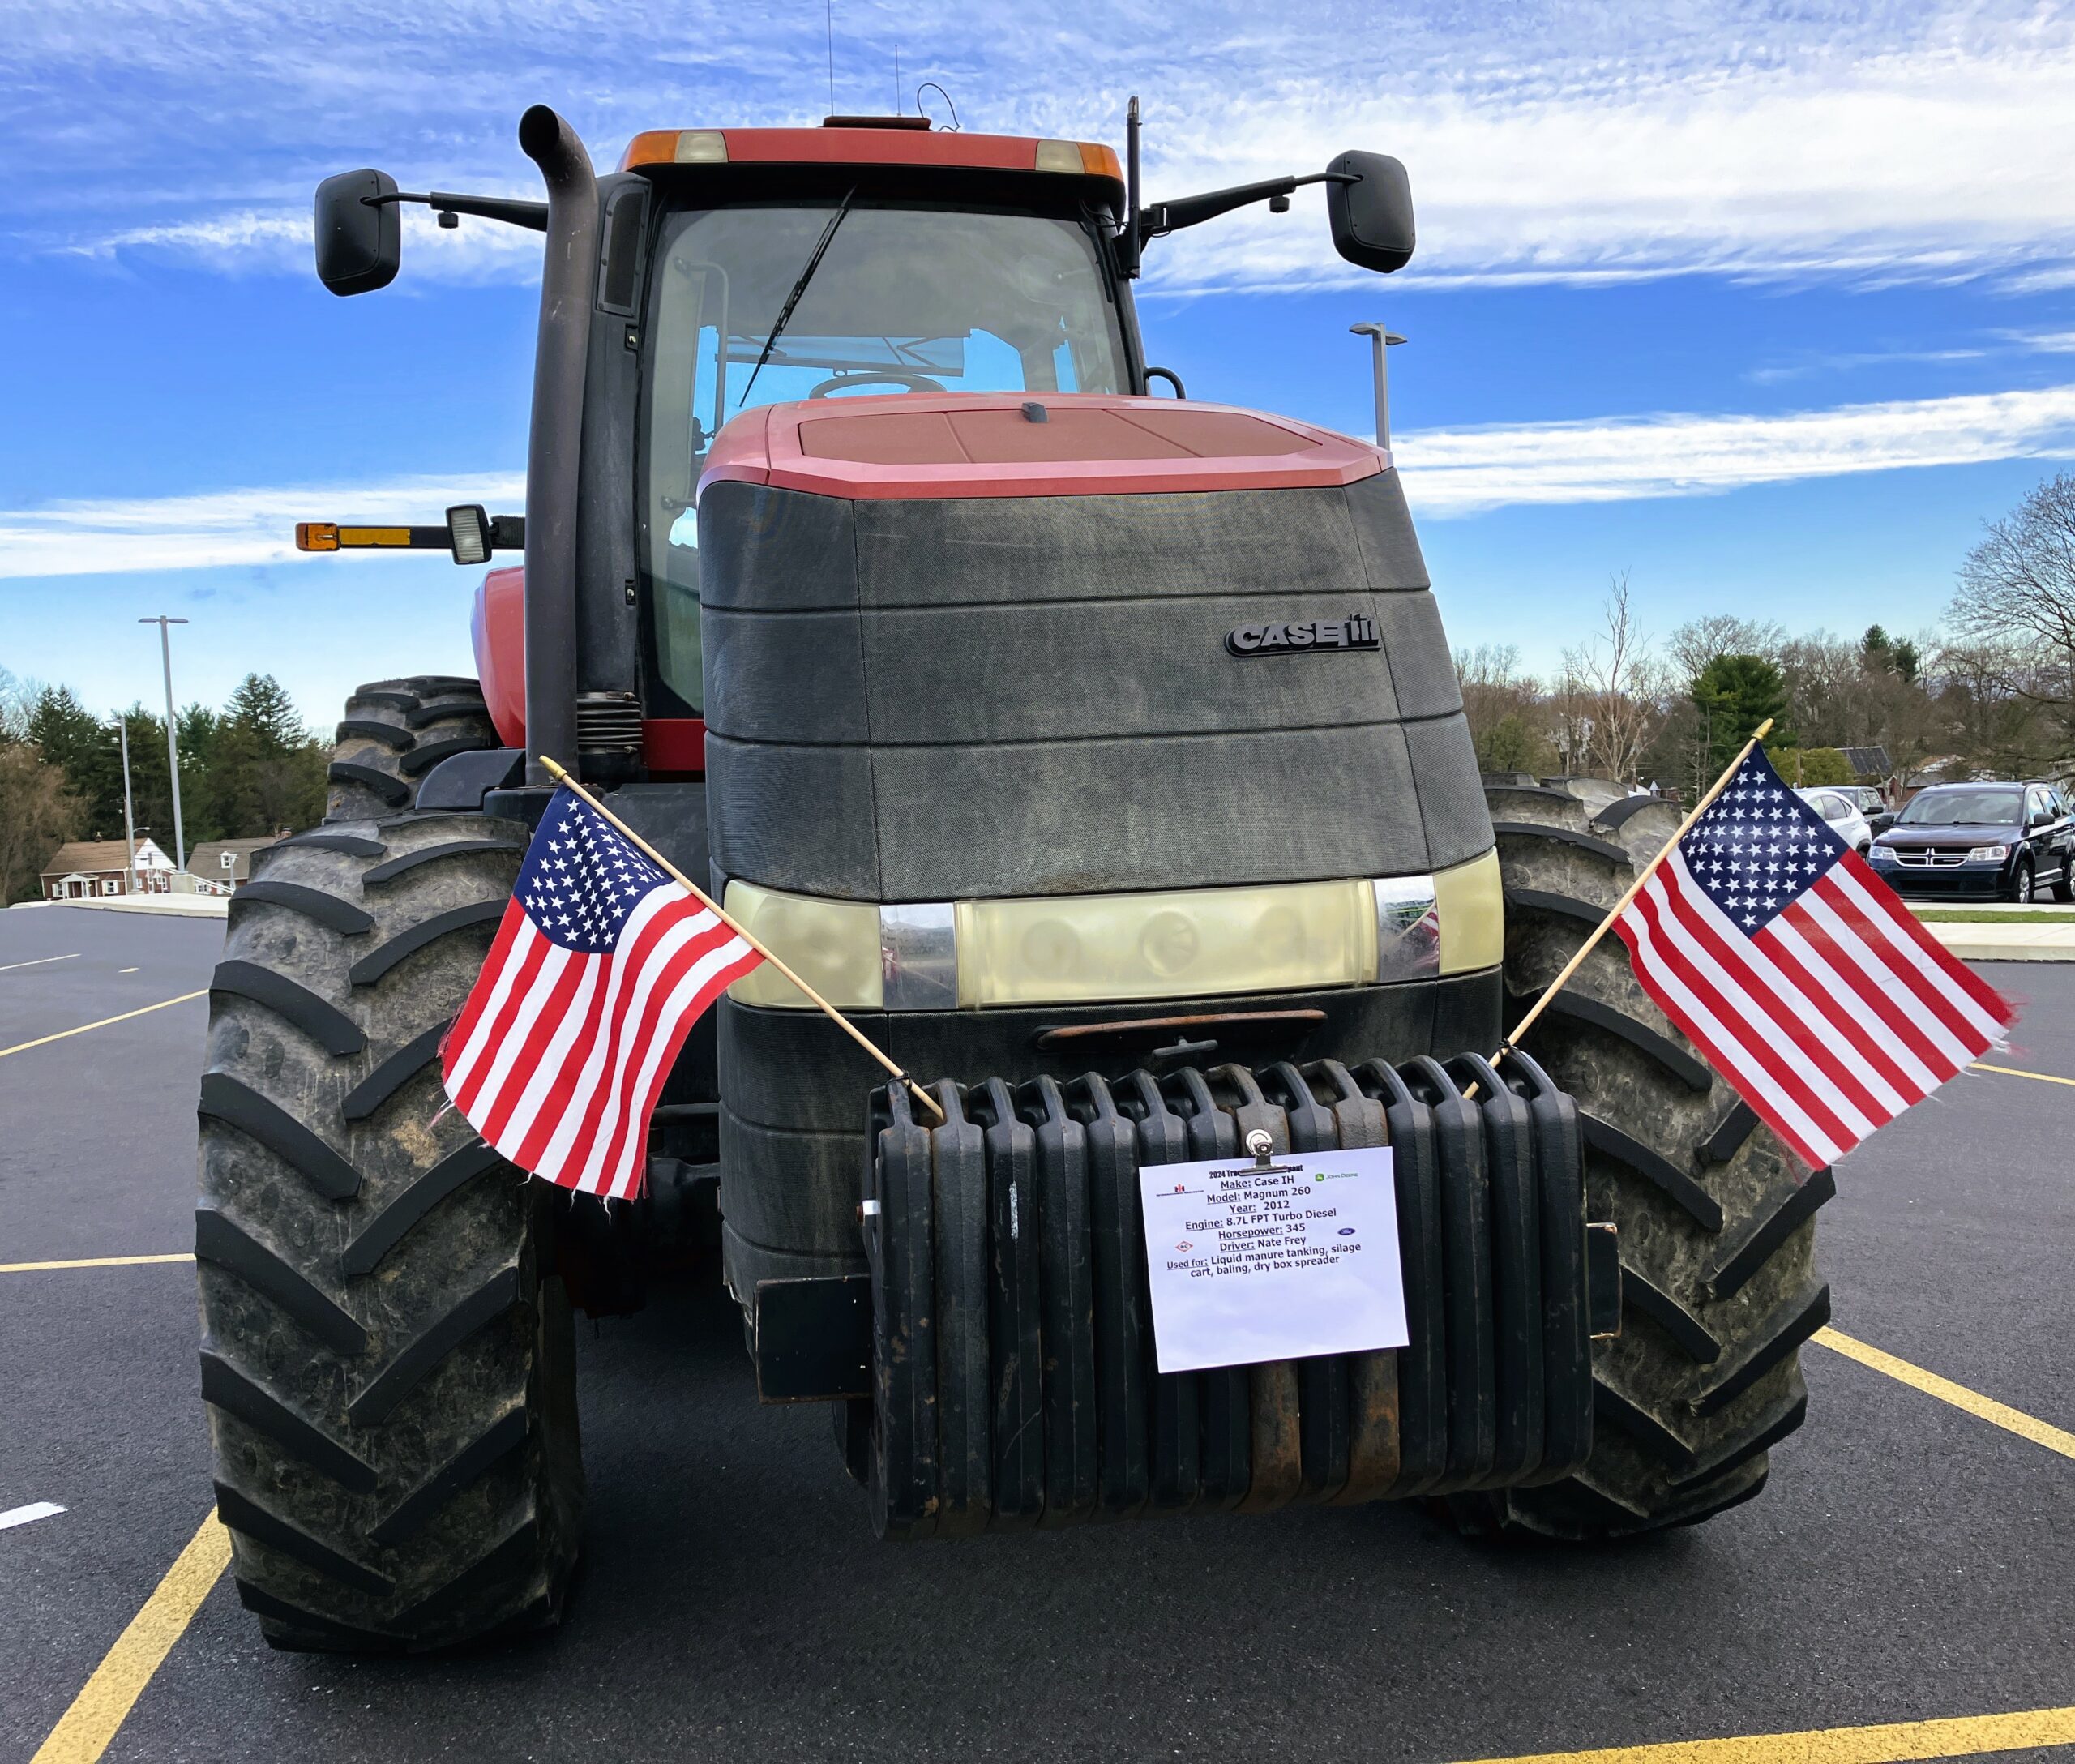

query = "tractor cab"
[622, 125, 1143, 726]
[306, 109, 1414, 791]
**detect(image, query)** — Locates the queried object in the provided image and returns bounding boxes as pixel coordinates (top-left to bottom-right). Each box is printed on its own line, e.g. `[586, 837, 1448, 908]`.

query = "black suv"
[1867, 780, 2074, 901]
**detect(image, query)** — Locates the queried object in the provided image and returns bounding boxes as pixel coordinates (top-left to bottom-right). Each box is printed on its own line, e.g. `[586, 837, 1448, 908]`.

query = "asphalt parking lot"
[3, 905, 2071, 1764]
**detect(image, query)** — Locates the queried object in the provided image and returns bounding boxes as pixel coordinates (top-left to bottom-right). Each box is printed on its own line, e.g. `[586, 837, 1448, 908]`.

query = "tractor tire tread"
[1472, 797, 1825, 1540]
[326, 678, 497, 822]
[349, 901, 507, 987]
[197, 808, 580, 1652]
[210, 961, 366, 1057]
[340, 1018, 452, 1123]
[195, 1204, 367, 1353]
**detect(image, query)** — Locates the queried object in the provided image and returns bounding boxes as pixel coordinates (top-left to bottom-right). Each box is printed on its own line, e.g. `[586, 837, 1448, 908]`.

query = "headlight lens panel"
[726, 850, 1506, 1010]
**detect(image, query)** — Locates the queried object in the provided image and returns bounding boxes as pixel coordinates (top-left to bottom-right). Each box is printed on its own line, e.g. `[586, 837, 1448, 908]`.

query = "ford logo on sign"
[1337, 1227, 1357, 1235]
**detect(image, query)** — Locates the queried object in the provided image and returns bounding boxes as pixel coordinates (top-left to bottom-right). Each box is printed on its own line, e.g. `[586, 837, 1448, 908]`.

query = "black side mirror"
[1327, 152, 1415, 274]
[314, 169, 400, 296]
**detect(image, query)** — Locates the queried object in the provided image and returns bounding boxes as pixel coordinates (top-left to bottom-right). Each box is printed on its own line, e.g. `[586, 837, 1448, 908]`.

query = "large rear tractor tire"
[196, 813, 583, 1651]
[326, 677, 499, 822]
[1459, 783, 1831, 1539]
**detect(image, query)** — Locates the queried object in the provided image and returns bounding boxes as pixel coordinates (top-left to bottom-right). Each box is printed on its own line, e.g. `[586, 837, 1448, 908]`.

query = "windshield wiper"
[737, 186, 858, 408]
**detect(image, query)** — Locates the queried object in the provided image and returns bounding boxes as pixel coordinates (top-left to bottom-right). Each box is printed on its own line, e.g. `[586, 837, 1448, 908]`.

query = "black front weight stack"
[847, 1054, 1619, 1539]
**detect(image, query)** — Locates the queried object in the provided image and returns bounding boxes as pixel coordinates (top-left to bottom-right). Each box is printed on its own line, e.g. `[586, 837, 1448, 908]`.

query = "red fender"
[470, 567, 705, 776]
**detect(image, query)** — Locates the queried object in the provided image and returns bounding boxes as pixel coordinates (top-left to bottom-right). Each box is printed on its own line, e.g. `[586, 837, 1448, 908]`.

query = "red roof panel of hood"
[697, 393, 1388, 501]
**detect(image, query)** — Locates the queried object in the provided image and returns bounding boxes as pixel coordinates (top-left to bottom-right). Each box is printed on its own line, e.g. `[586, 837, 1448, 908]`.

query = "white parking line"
[0, 1501, 66, 1531]
[118, 967, 139, 974]
[0, 954, 79, 973]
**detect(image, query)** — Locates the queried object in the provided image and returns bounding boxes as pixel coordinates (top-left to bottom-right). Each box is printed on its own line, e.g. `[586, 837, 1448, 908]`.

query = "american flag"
[442, 788, 763, 1200]
[1613, 747, 2012, 1171]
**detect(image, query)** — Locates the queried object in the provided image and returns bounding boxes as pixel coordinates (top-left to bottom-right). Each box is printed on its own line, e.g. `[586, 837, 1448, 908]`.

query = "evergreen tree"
[1860, 624, 1921, 686]
[26, 686, 123, 837]
[1690, 653, 1793, 778]
[204, 674, 325, 835]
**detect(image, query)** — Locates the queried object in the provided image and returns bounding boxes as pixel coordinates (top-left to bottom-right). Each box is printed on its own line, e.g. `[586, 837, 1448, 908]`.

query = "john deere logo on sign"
[1225, 613, 1380, 657]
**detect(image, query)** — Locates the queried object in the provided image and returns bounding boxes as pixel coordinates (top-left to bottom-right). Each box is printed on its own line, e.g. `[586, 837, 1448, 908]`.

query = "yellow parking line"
[1454, 1703, 2075, 1763]
[0, 1253, 195, 1274]
[31, 1510, 230, 1764]
[1814, 1327, 2075, 1462]
[0, 991, 207, 1061]
[1972, 1060, 2075, 1088]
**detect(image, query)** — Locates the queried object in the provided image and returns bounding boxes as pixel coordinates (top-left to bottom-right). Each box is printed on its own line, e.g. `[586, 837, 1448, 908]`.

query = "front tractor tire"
[326, 677, 499, 822]
[196, 814, 583, 1651]
[1462, 783, 1832, 1539]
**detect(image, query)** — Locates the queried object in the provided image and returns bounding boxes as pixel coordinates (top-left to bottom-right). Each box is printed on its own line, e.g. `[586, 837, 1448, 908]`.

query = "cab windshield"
[641, 201, 1129, 710]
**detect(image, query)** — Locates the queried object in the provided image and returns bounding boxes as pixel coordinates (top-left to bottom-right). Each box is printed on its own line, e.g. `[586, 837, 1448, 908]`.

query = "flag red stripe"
[1829, 858, 2011, 1037]
[1615, 881, 1842, 1167]
[569, 913, 738, 1195]
[449, 921, 554, 1111]
[1764, 907, 1945, 1093]
[527, 888, 691, 1181]
[1634, 874, 1866, 1151]
[1775, 891, 1966, 1077]
[1799, 880, 1982, 1066]
[480, 949, 593, 1151]
[584, 932, 759, 1199]
[444, 899, 528, 1075]
[1616, 901, 1836, 1169]
[507, 954, 617, 1173]
[1657, 868, 1897, 1128]
[550, 898, 723, 1189]
[1810, 876, 1981, 1049]
[1756, 918, 1931, 1108]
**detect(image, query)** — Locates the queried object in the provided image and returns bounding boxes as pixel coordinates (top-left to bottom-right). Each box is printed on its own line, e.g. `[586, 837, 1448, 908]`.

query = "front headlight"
[1868, 845, 1895, 862]
[1966, 845, 2010, 862]
[725, 850, 1505, 1011]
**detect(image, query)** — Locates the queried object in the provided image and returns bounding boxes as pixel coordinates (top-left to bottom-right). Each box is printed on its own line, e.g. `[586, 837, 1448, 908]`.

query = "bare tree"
[1950, 471, 2075, 763]
[1454, 644, 1555, 773]
[1932, 640, 2053, 779]
[1558, 572, 1669, 786]
[1668, 614, 1786, 684]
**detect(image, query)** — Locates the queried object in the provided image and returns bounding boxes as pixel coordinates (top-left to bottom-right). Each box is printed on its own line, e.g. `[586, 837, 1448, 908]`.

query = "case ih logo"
[1225, 614, 1380, 657]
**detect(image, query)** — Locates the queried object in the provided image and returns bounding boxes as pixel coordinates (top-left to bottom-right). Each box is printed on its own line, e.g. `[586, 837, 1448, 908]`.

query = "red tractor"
[196, 104, 1828, 1651]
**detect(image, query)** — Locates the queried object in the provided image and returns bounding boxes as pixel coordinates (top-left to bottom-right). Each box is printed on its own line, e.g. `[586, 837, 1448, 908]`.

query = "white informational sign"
[1137, 1147, 1409, 1375]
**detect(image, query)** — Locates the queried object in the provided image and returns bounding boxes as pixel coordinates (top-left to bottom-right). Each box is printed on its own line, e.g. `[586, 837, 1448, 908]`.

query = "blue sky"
[5, 0, 2075, 724]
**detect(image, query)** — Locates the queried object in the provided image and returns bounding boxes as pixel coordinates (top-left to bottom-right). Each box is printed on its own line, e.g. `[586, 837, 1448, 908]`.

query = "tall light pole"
[140, 616, 189, 871]
[115, 715, 139, 894]
[1350, 322, 1408, 449]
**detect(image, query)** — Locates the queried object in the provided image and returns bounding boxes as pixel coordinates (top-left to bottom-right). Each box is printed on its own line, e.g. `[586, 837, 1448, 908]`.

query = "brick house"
[40, 837, 179, 900]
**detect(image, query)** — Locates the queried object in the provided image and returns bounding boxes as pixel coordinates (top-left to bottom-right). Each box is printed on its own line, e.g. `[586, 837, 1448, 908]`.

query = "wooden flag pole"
[538, 756, 945, 1122]
[1465, 717, 1775, 1102]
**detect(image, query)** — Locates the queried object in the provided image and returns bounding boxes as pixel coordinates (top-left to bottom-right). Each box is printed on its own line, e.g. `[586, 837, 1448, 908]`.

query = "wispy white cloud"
[1397, 384, 2075, 516]
[12, 382, 2075, 573]
[0, 473, 523, 579]
[11, 1, 2075, 292]
[1743, 347, 1987, 385]
[2000, 328, 2075, 355]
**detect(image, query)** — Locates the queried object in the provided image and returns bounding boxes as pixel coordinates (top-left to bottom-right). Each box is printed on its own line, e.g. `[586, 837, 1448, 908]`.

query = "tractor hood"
[698, 392, 1388, 503]
[693, 393, 1491, 905]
